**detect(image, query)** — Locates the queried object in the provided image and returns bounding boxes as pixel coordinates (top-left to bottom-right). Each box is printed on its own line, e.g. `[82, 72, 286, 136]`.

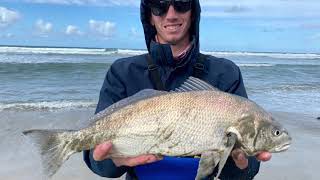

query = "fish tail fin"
[23, 129, 77, 178]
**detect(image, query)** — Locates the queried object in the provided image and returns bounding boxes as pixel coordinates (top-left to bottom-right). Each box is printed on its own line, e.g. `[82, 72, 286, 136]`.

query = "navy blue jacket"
[83, 0, 260, 179]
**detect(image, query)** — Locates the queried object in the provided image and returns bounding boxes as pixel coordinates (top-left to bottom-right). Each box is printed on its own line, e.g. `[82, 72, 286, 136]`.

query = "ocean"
[0, 46, 320, 180]
[0, 46, 319, 116]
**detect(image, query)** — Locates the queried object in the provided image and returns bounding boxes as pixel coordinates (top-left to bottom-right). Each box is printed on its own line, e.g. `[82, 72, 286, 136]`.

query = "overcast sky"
[0, 0, 319, 53]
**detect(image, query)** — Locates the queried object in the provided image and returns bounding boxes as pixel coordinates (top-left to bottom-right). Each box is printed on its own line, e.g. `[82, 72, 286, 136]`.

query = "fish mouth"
[274, 143, 291, 152]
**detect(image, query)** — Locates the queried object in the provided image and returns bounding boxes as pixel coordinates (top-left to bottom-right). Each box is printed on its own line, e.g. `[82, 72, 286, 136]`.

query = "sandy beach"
[0, 109, 319, 180]
[256, 112, 320, 180]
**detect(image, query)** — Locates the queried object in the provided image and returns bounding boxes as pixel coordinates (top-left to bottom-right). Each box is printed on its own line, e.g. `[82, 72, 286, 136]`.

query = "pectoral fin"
[195, 151, 220, 180]
[195, 133, 238, 180]
[214, 132, 237, 180]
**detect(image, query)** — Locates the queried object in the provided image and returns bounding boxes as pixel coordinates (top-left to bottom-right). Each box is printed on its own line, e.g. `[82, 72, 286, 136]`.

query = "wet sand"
[0, 109, 319, 180]
[256, 112, 320, 180]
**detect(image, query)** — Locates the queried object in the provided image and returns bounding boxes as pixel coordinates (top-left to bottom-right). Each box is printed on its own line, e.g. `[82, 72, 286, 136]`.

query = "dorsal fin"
[174, 76, 218, 92]
[85, 89, 168, 126]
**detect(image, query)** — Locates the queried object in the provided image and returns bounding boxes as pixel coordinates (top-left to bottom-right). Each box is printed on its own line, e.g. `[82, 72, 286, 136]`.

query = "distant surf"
[1, 46, 319, 59]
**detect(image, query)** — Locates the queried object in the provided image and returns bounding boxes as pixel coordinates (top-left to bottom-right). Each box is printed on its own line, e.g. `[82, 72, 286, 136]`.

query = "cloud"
[311, 33, 320, 40]
[22, 0, 139, 6]
[0, 33, 14, 38]
[300, 23, 320, 29]
[0, 6, 20, 28]
[35, 19, 53, 35]
[34, 19, 53, 37]
[89, 20, 116, 38]
[248, 20, 300, 32]
[200, 0, 320, 19]
[224, 5, 250, 13]
[65, 25, 82, 35]
[129, 27, 142, 38]
[15, 0, 320, 19]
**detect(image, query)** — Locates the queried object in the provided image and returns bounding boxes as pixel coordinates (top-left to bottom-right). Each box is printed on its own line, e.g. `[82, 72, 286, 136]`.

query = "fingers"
[113, 155, 163, 167]
[231, 149, 272, 170]
[93, 141, 163, 167]
[93, 141, 113, 161]
[231, 149, 248, 169]
[256, 151, 272, 162]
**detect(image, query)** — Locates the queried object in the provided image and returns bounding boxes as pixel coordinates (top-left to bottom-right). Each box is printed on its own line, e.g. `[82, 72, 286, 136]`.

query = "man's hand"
[231, 149, 272, 169]
[93, 141, 162, 167]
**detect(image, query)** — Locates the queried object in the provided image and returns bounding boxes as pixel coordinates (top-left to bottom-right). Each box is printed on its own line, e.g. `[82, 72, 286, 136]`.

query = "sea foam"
[0, 101, 96, 111]
[1, 46, 319, 59]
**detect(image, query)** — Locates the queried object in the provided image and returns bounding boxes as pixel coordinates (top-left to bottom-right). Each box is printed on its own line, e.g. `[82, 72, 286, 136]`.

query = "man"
[84, 0, 271, 179]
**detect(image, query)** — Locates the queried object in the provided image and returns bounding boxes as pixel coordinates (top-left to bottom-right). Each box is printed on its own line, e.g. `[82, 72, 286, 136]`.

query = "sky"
[0, 0, 319, 53]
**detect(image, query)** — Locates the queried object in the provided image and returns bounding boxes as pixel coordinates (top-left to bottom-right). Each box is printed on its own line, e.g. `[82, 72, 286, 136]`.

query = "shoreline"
[0, 109, 319, 180]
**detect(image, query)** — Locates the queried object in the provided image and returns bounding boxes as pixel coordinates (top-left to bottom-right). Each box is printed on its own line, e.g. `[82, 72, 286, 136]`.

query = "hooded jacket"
[83, 0, 260, 179]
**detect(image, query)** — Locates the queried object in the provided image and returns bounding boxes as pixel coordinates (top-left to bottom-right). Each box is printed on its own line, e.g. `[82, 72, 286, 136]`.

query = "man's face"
[150, 5, 192, 45]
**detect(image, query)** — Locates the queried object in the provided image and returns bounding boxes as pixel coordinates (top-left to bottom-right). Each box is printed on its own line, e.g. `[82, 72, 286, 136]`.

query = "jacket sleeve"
[217, 66, 260, 179]
[83, 63, 130, 178]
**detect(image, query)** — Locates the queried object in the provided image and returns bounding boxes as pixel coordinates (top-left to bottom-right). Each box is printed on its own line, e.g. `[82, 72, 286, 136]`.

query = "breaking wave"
[202, 51, 320, 59]
[0, 46, 147, 56]
[0, 101, 97, 111]
[1, 46, 319, 59]
[238, 63, 274, 67]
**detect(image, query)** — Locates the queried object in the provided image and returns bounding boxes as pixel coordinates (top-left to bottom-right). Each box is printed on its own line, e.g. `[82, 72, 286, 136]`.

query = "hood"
[140, 0, 201, 55]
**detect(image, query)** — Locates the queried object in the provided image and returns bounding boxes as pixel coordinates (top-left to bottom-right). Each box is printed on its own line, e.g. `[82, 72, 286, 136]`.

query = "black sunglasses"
[147, 0, 192, 16]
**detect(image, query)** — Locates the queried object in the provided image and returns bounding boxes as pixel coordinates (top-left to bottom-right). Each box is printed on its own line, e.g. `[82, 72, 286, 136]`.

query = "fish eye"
[272, 129, 282, 136]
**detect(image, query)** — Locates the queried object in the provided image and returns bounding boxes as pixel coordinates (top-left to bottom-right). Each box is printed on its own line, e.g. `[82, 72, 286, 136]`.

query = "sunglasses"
[147, 0, 192, 16]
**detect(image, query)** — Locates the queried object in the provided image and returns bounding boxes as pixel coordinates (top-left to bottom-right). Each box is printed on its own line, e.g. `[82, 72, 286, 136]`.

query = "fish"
[23, 77, 292, 180]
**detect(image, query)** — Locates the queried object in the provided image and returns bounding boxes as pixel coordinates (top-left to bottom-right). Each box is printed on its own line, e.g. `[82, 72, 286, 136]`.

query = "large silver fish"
[23, 77, 291, 179]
